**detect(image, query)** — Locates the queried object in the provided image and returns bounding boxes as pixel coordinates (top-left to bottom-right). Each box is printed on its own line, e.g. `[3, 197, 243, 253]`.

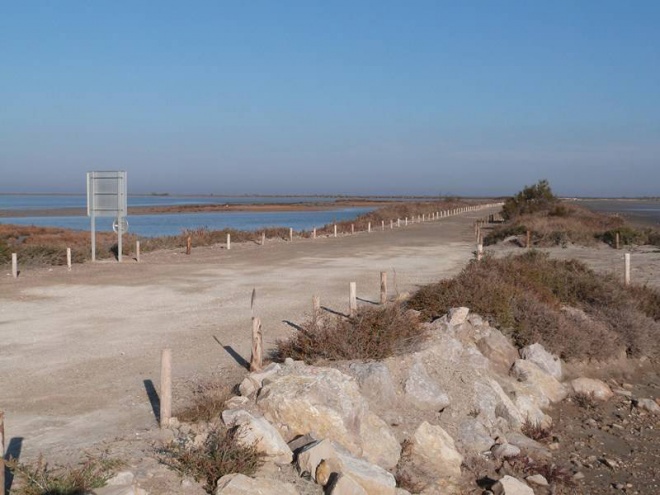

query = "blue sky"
[1, 1, 658, 197]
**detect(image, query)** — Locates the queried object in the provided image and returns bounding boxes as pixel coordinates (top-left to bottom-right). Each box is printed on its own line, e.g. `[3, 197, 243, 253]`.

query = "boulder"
[520, 343, 562, 380]
[214, 474, 298, 495]
[570, 377, 613, 401]
[510, 360, 567, 404]
[491, 443, 521, 459]
[456, 418, 494, 453]
[476, 329, 519, 374]
[474, 378, 524, 429]
[348, 362, 397, 404]
[634, 398, 660, 414]
[221, 409, 293, 465]
[94, 487, 147, 495]
[506, 432, 552, 459]
[491, 475, 534, 495]
[326, 474, 367, 495]
[401, 421, 463, 480]
[239, 363, 282, 397]
[448, 307, 470, 326]
[513, 394, 552, 429]
[404, 360, 450, 411]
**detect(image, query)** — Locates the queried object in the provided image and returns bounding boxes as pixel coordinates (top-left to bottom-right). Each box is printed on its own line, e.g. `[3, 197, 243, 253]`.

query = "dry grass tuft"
[521, 418, 553, 443]
[273, 305, 427, 363]
[407, 251, 660, 361]
[572, 392, 599, 410]
[175, 381, 234, 424]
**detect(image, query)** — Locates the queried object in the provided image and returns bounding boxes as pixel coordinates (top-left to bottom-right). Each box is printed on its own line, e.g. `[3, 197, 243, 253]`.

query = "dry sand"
[0, 210, 492, 460]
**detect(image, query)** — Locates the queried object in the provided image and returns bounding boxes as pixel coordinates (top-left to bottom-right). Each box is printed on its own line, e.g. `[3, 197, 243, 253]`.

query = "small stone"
[601, 458, 619, 469]
[447, 307, 470, 326]
[525, 474, 548, 486]
[635, 398, 660, 414]
[491, 475, 534, 495]
[491, 443, 521, 459]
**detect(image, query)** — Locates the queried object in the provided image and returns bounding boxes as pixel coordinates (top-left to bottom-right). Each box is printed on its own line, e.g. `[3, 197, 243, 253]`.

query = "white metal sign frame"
[87, 171, 128, 262]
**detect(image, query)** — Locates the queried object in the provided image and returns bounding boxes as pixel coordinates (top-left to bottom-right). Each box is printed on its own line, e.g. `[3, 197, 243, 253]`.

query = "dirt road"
[0, 210, 495, 459]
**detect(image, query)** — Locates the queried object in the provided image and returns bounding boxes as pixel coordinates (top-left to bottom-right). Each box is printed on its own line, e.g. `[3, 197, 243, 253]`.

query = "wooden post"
[380, 272, 387, 304]
[312, 295, 321, 314]
[390, 219, 393, 229]
[226, 233, 231, 250]
[397, 218, 400, 227]
[615, 232, 620, 249]
[477, 243, 483, 261]
[289, 228, 293, 242]
[313, 228, 316, 239]
[368, 222, 371, 233]
[261, 232, 266, 245]
[66, 247, 72, 270]
[160, 348, 172, 428]
[349, 282, 357, 317]
[136, 241, 141, 262]
[351, 224, 354, 234]
[405, 217, 408, 226]
[334, 224, 337, 237]
[11, 253, 17, 279]
[250, 317, 263, 372]
[526, 230, 531, 248]
[381, 220, 385, 231]
[186, 235, 192, 255]
[0, 410, 4, 495]
[624, 253, 631, 286]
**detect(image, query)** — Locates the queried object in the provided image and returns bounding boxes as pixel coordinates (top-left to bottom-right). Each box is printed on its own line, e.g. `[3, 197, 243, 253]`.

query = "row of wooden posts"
[7, 203, 502, 278]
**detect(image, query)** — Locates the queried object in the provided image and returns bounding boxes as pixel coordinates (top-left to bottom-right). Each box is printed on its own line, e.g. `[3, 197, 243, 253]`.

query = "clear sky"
[1, 1, 659, 197]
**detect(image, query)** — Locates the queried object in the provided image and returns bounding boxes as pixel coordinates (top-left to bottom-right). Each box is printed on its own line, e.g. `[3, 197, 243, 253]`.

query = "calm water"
[578, 200, 660, 226]
[0, 195, 374, 237]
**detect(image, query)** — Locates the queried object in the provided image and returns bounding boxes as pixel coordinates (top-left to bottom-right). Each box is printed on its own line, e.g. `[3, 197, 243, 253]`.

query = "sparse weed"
[521, 418, 553, 443]
[573, 392, 599, 410]
[176, 381, 234, 424]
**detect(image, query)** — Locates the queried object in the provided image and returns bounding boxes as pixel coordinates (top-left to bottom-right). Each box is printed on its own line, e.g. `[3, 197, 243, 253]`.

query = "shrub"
[160, 427, 264, 494]
[7, 453, 122, 495]
[501, 179, 558, 220]
[521, 418, 553, 443]
[176, 381, 233, 423]
[273, 305, 427, 363]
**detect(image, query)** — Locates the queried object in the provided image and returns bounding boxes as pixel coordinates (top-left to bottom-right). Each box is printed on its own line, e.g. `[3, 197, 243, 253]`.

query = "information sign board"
[86, 171, 128, 262]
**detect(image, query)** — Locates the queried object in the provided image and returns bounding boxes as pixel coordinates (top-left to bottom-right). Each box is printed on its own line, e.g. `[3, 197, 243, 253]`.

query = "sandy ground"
[0, 209, 495, 460]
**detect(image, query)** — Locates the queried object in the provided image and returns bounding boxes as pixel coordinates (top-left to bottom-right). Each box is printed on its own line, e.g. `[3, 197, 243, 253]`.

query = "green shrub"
[501, 179, 558, 220]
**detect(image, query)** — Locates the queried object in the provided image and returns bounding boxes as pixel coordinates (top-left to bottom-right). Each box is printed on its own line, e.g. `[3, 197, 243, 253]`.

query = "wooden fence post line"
[67, 247, 72, 270]
[160, 348, 172, 427]
[226, 233, 231, 250]
[334, 224, 337, 237]
[0, 410, 4, 495]
[380, 272, 387, 304]
[136, 241, 141, 262]
[312, 295, 321, 314]
[186, 235, 192, 255]
[624, 253, 631, 286]
[526, 230, 531, 249]
[615, 232, 620, 250]
[349, 282, 357, 317]
[250, 317, 263, 372]
[289, 228, 293, 242]
[11, 253, 17, 279]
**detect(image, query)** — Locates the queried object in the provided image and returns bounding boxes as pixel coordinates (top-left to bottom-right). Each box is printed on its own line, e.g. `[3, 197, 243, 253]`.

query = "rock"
[510, 360, 567, 404]
[257, 364, 399, 468]
[506, 432, 552, 459]
[476, 329, 519, 374]
[348, 362, 397, 404]
[520, 343, 562, 380]
[634, 398, 660, 414]
[105, 471, 135, 486]
[326, 474, 368, 495]
[221, 409, 293, 465]
[224, 396, 250, 409]
[239, 363, 282, 397]
[215, 473, 298, 494]
[525, 474, 548, 486]
[512, 394, 552, 429]
[94, 487, 147, 495]
[456, 418, 494, 453]
[297, 439, 337, 479]
[491, 475, 534, 495]
[448, 307, 470, 326]
[474, 378, 524, 429]
[401, 421, 463, 480]
[238, 378, 257, 398]
[491, 443, 521, 459]
[404, 359, 450, 411]
[571, 378, 613, 401]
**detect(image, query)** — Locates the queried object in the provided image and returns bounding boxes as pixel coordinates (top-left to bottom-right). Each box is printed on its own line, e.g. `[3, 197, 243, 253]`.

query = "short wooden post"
[186, 235, 192, 255]
[0, 410, 4, 495]
[526, 230, 531, 248]
[368, 222, 371, 233]
[624, 253, 631, 286]
[380, 272, 387, 304]
[351, 224, 355, 234]
[334, 224, 337, 237]
[261, 232, 266, 246]
[312, 295, 321, 314]
[615, 232, 620, 249]
[405, 217, 408, 226]
[136, 241, 141, 262]
[313, 228, 317, 239]
[477, 243, 483, 261]
[11, 253, 17, 279]
[390, 219, 393, 229]
[250, 317, 263, 372]
[397, 218, 400, 227]
[226, 233, 231, 250]
[381, 220, 385, 231]
[66, 247, 72, 270]
[422, 214, 425, 222]
[160, 348, 172, 427]
[289, 228, 293, 242]
[349, 282, 357, 317]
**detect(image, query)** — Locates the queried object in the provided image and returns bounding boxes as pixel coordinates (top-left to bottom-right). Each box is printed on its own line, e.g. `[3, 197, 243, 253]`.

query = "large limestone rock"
[256, 364, 400, 469]
[404, 360, 451, 411]
[520, 343, 562, 380]
[221, 409, 293, 465]
[474, 378, 524, 429]
[400, 422, 463, 481]
[215, 473, 299, 495]
[513, 394, 552, 429]
[476, 329, 519, 374]
[570, 377, 613, 401]
[326, 474, 367, 495]
[348, 362, 397, 404]
[239, 362, 282, 397]
[456, 418, 494, 454]
[491, 475, 534, 495]
[510, 360, 567, 404]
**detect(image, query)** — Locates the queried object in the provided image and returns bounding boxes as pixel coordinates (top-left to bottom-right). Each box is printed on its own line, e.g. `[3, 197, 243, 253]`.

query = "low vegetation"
[407, 251, 660, 361]
[7, 453, 122, 495]
[160, 427, 264, 494]
[175, 380, 234, 424]
[273, 304, 427, 363]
